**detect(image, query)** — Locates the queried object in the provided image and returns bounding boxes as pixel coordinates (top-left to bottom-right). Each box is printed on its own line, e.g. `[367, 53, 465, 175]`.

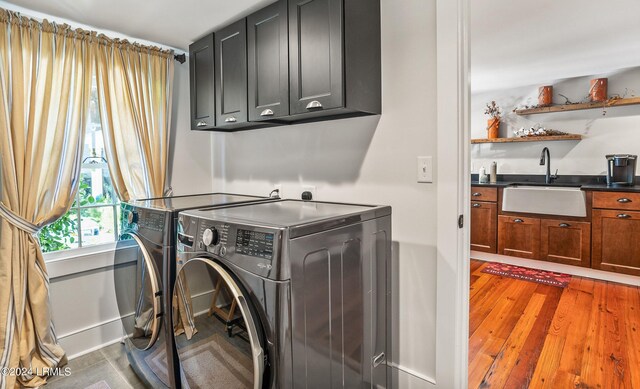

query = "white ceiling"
[0, 0, 272, 50]
[471, 0, 640, 92]
[3, 0, 639, 91]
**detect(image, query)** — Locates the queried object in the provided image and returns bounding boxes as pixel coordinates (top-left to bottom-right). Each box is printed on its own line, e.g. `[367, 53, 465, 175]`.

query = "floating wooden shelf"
[471, 134, 583, 144]
[514, 97, 640, 115]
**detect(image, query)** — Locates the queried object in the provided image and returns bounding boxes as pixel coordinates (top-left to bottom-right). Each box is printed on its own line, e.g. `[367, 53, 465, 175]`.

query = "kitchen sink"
[501, 185, 587, 217]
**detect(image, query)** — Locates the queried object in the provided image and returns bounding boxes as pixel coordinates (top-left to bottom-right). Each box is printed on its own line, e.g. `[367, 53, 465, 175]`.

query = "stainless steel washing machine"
[113, 193, 276, 389]
[174, 199, 391, 388]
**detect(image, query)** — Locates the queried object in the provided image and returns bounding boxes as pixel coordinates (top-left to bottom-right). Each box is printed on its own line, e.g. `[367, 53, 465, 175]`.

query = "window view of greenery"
[39, 82, 121, 253]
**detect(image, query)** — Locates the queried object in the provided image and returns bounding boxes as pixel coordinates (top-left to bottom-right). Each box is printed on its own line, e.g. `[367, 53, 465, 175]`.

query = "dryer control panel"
[235, 229, 274, 260]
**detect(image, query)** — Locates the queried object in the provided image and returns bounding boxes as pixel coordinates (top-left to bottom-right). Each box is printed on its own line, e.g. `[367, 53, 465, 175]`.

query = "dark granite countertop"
[471, 174, 640, 193]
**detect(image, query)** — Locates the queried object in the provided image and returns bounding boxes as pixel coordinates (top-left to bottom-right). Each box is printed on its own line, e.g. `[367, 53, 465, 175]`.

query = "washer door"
[173, 258, 265, 389]
[114, 232, 162, 351]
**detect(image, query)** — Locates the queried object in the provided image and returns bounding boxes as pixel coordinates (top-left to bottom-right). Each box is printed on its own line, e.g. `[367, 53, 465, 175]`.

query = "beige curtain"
[0, 11, 92, 389]
[95, 38, 174, 202]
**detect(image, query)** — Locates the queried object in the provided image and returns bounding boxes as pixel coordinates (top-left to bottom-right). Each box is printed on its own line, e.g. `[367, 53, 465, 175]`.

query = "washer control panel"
[235, 229, 274, 260]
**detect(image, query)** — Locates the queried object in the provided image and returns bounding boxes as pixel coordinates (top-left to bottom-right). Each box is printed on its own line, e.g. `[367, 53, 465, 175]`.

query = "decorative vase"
[487, 118, 500, 139]
[590, 78, 608, 102]
[538, 85, 553, 106]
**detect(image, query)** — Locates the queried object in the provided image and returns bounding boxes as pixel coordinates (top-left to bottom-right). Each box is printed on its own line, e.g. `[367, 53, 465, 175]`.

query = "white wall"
[471, 67, 640, 175]
[209, 0, 439, 384]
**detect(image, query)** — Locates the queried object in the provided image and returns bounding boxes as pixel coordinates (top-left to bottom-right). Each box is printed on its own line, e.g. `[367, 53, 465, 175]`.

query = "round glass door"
[173, 258, 264, 389]
[113, 232, 162, 351]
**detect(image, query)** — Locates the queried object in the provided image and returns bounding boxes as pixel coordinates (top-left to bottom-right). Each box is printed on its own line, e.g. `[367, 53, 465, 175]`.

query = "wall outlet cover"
[417, 156, 433, 183]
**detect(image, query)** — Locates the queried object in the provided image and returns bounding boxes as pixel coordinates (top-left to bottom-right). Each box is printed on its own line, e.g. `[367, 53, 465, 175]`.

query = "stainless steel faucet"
[539, 147, 558, 184]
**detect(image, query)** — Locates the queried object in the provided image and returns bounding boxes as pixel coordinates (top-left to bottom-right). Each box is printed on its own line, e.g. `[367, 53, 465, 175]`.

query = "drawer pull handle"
[373, 352, 386, 368]
[514, 218, 524, 223]
[196, 121, 207, 127]
[260, 109, 274, 117]
[559, 223, 571, 228]
[618, 198, 632, 203]
[472, 203, 481, 208]
[472, 192, 482, 197]
[306, 100, 323, 110]
[617, 214, 632, 219]
[225, 117, 237, 123]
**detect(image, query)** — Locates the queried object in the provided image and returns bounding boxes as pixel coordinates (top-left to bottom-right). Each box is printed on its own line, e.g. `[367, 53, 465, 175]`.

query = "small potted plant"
[484, 101, 501, 139]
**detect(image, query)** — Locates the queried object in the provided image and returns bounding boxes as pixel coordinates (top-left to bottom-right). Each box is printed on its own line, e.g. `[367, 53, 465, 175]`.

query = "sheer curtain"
[0, 10, 93, 388]
[95, 38, 174, 202]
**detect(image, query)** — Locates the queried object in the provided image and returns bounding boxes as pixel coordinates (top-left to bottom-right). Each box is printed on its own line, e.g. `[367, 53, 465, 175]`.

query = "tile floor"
[46, 342, 145, 389]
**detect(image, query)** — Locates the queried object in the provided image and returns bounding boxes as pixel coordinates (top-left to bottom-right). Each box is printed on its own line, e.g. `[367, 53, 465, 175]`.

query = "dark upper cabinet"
[189, 34, 215, 130]
[288, 0, 380, 120]
[215, 19, 248, 129]
[289, 0, 343, 115]
[247, 0, 289, 121]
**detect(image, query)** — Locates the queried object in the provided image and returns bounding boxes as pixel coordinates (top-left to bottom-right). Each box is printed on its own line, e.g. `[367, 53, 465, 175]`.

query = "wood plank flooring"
[469, 259, 640, 389]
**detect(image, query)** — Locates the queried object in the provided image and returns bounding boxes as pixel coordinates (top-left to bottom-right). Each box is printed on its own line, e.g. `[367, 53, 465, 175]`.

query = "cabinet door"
[289, 0, 344, 115]
[247, 0, 289, 121]
[498, 215, 541, 259]
[470, 201, 497, 253]
[215, 19, 248, 126]
[592, 209, 640, 276]
[540, 219, 591, 267]
[189, 34, 215, 130]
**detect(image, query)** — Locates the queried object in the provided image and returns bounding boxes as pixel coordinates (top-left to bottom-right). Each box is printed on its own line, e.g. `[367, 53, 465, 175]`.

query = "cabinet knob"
[472, 192, 482, 197]
[196, 121, 207, 127]
[306, 100, 323, 110]
[225, 117, 237, 123]
[514, 218, 524, 223]
[617, 198, 632, 203]
[617, 214, 632, 219]
[558, 223, 571, 228]
[260, 109, 274, 117]
[472, 203, 481, 208]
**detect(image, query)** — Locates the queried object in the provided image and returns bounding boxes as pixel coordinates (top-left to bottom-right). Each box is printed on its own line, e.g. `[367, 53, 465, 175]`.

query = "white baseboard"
[388, 364, 436, 388]
[59, 316, 125, 360]
[471, 251, 640, 286]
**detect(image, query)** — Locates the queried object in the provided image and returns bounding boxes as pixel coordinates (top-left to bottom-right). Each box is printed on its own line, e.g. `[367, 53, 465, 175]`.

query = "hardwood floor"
[469, 259, 640, 389]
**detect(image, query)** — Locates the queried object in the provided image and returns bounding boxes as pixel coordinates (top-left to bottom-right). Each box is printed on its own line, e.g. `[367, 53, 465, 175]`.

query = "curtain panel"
[95, 37, 174, 202]
[0, 10, 93, 389]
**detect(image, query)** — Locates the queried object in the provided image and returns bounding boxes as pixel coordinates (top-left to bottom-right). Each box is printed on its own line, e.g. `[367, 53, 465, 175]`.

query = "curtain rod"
[174, 53, 186, 64]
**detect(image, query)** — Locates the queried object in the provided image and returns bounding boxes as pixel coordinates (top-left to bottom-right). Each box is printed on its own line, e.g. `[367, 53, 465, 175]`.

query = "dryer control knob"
[202, 227, 219, 247]
[127, 211, 138, 224]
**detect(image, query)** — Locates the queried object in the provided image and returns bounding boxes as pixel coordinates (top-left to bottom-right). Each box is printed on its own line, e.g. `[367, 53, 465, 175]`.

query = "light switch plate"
[417, 156, 433, 183]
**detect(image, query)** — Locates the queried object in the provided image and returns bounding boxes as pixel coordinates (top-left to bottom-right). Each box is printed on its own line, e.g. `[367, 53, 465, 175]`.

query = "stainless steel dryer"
[174, 200, 391, 389]
[113, 193, 276, 389]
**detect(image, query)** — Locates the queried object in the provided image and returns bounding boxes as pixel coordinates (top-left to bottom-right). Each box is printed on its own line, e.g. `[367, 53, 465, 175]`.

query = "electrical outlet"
[273, 184, 283, 198]
[417, 156, 433, 183]
[302, 185, 316, 200]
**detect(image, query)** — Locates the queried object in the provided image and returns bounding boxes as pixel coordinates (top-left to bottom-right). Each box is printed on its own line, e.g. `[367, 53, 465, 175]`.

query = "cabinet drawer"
[592, 209, 640, 276]
[471, 187, 497, 202]
[592, 191, 640, 211]
[470, 201, 497, 253]
[498, 215, 540, 259]
[540, 219, 591, 268]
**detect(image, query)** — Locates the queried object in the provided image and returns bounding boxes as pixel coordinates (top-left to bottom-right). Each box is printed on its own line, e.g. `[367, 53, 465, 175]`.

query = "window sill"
[44, 242, 137, 279]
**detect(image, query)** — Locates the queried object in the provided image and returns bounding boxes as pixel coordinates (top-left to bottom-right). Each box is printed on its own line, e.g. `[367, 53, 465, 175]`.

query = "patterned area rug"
[481, 262, 571, 287]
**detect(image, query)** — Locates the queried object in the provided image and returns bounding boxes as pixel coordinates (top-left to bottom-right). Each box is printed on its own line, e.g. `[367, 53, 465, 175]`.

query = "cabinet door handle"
[472, 192, 482, 197]
[514, 218, 524, 223]
[472, 203, 481, 208]
[196, 121, 207, 127]
[617, 198, 632, 203]
[260, 109, 274, 117]
[225, 117, 237, 123]
[559, 223, 571, 228]
[617, 214, 632, 219]
[306, 100, 323, 110]
[373, 352, 386, 368]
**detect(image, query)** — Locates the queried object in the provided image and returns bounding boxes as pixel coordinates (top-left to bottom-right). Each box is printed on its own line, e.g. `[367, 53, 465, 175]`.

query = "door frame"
[435, 0, 470, 387]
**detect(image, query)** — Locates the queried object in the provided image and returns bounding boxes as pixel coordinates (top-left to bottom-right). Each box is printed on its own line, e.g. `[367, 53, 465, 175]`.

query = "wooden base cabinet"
[498, 216, 540, 259]
[470, 201, 497, 253]
[592, 209, 640, 276]
[540, 219, 591, 267]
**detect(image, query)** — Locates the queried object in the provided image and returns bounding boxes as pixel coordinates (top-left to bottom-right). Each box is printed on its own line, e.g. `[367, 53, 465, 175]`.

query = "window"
[39, 81, 120, 253]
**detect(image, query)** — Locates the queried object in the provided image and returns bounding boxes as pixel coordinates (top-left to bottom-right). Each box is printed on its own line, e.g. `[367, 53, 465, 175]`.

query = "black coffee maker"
[606, 154, 637, 187]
